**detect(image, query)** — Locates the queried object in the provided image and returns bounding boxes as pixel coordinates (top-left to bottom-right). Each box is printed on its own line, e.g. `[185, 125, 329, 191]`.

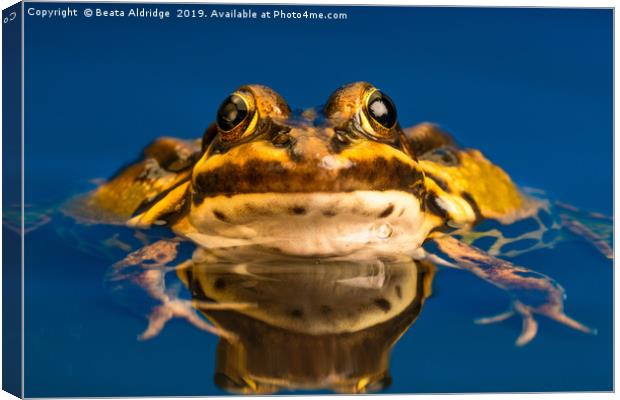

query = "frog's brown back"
[63, 137, 200, 224]
[404, 123, 539, 226]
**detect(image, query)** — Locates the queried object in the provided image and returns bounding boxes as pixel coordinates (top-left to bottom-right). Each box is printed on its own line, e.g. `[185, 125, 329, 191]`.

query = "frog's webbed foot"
[475, 304, 537, 347]
[431, 235, 595, 346]
[474, 300, 595, 347]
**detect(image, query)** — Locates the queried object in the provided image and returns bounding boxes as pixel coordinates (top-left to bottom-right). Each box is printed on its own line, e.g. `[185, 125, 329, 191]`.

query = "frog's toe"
[474, 304, 538, 346]
[512, 301, 596, 346]
[474, 309, 515, 325]
[537, 305, 597, 336]
[513, 302, 539, 347]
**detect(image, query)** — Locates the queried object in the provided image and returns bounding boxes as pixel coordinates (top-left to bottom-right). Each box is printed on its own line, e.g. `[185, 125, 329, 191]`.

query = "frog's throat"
[180, 190, 435, 257]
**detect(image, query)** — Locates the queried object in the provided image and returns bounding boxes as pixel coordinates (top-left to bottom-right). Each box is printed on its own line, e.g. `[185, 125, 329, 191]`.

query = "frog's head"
[192, 82, 423, 198]
[185, 82, 433, 256]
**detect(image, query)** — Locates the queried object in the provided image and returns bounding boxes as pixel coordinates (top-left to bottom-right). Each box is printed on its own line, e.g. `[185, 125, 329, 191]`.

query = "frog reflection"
[177, 255, 434, 394]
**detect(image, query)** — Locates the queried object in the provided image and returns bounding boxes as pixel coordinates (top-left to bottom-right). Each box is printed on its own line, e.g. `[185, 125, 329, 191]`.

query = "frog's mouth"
[185, 190, 434, 258]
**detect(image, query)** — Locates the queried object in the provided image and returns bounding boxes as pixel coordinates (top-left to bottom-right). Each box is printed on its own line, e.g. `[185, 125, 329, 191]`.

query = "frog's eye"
[364, 89, 397, 129]
[359, 88, 399, 140]
[215, 92, 258, 142]
[217, 94, 248, 131]
[324, 82, 398, 141]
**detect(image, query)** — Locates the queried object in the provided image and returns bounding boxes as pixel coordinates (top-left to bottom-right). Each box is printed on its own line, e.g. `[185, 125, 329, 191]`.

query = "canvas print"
[2, 2, 613, 397]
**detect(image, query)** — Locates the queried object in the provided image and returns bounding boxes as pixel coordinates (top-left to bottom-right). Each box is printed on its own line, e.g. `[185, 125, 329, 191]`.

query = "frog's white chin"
[184, 190, 433, 258]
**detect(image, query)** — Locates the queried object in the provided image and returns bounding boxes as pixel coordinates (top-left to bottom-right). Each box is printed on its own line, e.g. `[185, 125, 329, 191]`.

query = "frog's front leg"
[106, 240, 251, 342]
[429, 235, 595, 346]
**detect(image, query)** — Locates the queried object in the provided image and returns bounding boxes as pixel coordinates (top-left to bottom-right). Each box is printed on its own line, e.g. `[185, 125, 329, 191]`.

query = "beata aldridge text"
[95, 8, 171, 19]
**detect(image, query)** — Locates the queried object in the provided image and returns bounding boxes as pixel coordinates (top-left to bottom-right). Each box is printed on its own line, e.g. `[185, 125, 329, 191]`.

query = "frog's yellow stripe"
[128, 181, 190, 227]
[418, 149, 524, 222]
[423, 177, 477, 226]
[337, 140, 419, 167]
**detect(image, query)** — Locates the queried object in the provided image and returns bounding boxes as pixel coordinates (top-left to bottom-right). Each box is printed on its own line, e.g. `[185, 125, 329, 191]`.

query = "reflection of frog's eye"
[361, 88, 398, 139]
[216, 92, 258, 142]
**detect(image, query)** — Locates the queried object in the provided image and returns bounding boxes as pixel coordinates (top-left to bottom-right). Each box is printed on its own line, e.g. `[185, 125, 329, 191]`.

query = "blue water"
[20, 4, 612, 396]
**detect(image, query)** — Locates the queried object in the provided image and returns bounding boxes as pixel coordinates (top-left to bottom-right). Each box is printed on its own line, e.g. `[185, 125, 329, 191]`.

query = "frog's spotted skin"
[64, 82, 612, 354]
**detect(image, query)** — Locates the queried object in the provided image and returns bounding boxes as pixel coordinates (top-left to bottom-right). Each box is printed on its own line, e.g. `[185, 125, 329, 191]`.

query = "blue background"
[22, 3, 612, 397]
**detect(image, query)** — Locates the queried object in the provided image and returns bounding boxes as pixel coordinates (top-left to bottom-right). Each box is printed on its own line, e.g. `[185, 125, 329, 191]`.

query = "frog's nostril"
[334, 131, 351, 145]
[329, 130, 354, 153]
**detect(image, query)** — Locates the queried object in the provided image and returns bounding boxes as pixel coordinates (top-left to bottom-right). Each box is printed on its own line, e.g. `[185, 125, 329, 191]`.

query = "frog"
[66, 81, 612, 351]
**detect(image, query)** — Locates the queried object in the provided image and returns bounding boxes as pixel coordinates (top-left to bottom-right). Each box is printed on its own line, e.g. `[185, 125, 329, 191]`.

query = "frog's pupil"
[217, 94, 248, 131]
[367, 91, 397, 128]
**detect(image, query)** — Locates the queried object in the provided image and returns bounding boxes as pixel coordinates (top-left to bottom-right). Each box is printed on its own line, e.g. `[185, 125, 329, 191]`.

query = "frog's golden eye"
[360, 88, 398, 138]
[217, 94, 248, 131]
[215, 92, 258, 142]
[365, 89, 397, 128]
[323, 82, 400, 142]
